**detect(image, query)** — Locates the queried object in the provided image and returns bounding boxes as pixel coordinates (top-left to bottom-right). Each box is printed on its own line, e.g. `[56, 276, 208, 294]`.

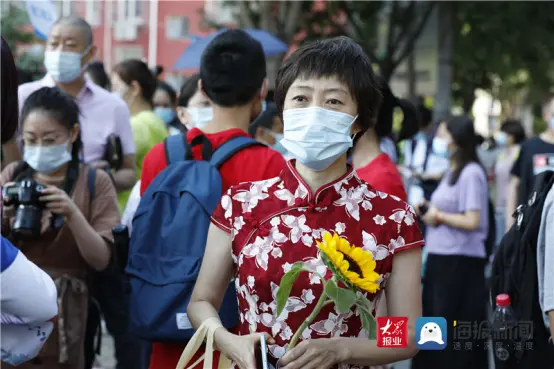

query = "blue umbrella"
[173, 28, 288, 71]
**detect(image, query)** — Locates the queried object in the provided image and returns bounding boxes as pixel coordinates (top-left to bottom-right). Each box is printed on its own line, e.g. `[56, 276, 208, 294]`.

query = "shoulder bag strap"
[175, 317, 232, 369]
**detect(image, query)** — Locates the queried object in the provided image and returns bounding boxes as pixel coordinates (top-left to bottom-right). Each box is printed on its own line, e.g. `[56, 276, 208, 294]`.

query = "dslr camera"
[2, 179, 47, 239]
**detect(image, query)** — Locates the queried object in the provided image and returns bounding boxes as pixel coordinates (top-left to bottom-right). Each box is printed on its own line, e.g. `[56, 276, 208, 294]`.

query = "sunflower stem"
[287, 290, 329, 351]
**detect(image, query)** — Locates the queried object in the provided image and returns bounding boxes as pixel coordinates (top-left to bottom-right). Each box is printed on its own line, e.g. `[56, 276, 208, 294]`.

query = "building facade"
[6, 0, 236, 88]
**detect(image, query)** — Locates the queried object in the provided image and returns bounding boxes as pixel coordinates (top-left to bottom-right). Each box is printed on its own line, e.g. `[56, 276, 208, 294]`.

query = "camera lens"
[12, 205, 43, 240]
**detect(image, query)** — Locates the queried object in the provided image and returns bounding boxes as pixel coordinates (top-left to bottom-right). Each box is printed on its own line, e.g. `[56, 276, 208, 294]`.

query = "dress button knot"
[294, 198, 304, 206]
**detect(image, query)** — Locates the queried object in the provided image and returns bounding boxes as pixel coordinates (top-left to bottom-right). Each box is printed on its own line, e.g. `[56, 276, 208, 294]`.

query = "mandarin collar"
[280, 160, 363, 206]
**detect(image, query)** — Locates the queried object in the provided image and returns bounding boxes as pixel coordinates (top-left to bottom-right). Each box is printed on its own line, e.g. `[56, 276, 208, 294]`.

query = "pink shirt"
[18, 75, 136, 163]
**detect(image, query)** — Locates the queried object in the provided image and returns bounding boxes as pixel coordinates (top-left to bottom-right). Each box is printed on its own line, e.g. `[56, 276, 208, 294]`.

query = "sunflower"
[316, 232, 381, 293]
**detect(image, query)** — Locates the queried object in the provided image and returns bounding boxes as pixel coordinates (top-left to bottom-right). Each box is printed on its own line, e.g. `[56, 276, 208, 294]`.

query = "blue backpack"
[126, 134, 263, 342]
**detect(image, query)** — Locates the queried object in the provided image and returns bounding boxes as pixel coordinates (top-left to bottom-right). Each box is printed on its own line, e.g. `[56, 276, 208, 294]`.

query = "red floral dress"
[211, 161, 424, 369]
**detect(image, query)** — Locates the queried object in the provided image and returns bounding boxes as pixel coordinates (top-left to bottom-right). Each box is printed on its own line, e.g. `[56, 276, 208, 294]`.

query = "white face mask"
[281, 107, 357, 171]
[44, 47, 90, 83]
[24, 142, 72, 173]
[187, 107, 213, 129]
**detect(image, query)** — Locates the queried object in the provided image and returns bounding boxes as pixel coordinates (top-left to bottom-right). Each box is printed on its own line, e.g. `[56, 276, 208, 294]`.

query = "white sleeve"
[1, 252, 58, 365]
[121, 180, 142, 235]
[1, 251, 58, 323]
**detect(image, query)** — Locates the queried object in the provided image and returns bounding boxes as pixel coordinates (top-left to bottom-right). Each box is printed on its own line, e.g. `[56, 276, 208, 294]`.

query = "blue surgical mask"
[415, 131, 426, 141]
[187, 107, 213, 129]
[550, 117, 554, 131]
[495, 131, 507, 147]
[432, 137, 450, 158]
[24, 142, 72, 173]
[154, 107, 176, 125]
[280, 107, 357, 171]
[263, 129, 287, 156]
[44, 48, 90, 83]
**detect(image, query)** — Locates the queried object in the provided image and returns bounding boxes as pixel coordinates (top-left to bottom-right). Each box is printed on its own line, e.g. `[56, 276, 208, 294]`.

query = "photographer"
[1, 86, 120, 369]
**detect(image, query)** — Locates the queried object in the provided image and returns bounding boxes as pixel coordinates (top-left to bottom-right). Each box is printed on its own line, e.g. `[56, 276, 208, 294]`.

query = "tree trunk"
[433, 2, 453, 122]
[407, 50, 417, 101]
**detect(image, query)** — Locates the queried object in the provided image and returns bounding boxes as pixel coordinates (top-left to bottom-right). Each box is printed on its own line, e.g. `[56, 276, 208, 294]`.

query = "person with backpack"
[128, 29, 286, 369]
[0, 86, 120, 369]
[506, 95, 554, 230]
[536, 184, 554, 362]
[185, 36, 423, 368]
[412, 116, 490, 369]
[490, 170, 554, 369]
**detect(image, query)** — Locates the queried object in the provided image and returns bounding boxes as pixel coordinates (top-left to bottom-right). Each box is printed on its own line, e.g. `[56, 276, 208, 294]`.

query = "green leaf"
[276, 262, 308, 316]
[359, 308, 377, 339]
[324, 279, 357, 314]
[355, 295, 377, 339]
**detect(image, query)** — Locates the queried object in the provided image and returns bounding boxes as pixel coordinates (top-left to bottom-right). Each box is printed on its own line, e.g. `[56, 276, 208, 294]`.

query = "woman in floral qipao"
[188, 37, 424, 369]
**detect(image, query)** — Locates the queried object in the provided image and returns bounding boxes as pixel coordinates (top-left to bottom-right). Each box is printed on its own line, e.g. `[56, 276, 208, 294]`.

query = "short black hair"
[86, 61, 110, 90]
[178, 73, 200, 107]
[501, 119, 526, 144]
[19, 87, 82, 191]
[113, 59, 157, 105]
[157, 80, 177, 105]
[200, 30, 266, 107]
[53, 16, 93, 47]
[1, 37, 18, 144]
[275, 37, 381, 133]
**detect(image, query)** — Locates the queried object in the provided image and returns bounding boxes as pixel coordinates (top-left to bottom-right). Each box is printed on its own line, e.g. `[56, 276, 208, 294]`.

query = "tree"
[1, 4, 34, 53]
[305, 1, 437, 83]
[451, 1, 554, 112]
[203, 1, 314, 45]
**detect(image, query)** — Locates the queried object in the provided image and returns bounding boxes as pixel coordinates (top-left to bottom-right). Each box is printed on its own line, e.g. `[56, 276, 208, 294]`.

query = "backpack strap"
[88, 167, 96, 202]
[209, 136, 264, 169]
[422, 135, 434, 171]
[164, 134, 190, 165]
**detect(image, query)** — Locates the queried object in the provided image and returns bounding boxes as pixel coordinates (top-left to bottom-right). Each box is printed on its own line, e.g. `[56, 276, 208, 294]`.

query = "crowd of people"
[1, 13, 554, 369]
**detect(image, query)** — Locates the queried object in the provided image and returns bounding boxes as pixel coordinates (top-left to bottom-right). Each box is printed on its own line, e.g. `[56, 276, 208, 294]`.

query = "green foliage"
[452, 2, 554, 108]
[1, 4, 34, 52]
[276, 262, 311, 316]
[355, 294, 376, 339]
[324, 279, 357, 314]
[305, 1, 437, 82]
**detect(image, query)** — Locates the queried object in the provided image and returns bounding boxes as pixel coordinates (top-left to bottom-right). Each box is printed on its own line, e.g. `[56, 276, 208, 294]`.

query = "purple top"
[18, 75, 136, 163]
[426, 162, 489, 259]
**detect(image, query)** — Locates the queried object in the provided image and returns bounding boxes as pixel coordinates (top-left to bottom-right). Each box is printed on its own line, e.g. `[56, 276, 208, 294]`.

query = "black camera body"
[2, 179, 46, 239]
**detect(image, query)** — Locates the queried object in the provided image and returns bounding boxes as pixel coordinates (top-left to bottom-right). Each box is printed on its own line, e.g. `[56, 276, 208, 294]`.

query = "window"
[165, 73, 185, 91]
[61, 0, 74, 16]
[204, 0, 236, 24]
[85, 0, 102, 27]
[166, 16, 189, 40]
[114, 45, 144, 64]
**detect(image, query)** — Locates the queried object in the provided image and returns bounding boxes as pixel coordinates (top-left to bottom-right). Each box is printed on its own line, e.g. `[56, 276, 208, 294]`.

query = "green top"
[117, 110, 168, 211]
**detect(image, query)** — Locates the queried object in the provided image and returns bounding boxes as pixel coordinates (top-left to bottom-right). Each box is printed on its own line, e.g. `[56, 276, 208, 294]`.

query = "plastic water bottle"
[490, 293, 517, 362]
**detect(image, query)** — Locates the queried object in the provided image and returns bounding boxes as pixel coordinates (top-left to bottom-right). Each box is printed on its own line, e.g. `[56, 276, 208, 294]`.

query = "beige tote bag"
[175, 318, 233, 369]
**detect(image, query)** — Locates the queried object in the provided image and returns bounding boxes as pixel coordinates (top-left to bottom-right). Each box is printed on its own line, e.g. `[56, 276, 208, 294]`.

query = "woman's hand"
[278, 339, 348, 369]
[215, 329, 275, 369]
[39, 186, 79, 220]
[421, 206, 439, 226]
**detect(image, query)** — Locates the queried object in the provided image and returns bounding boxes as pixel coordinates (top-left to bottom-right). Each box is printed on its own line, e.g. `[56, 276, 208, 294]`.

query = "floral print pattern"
[212, 161, 424, 369]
